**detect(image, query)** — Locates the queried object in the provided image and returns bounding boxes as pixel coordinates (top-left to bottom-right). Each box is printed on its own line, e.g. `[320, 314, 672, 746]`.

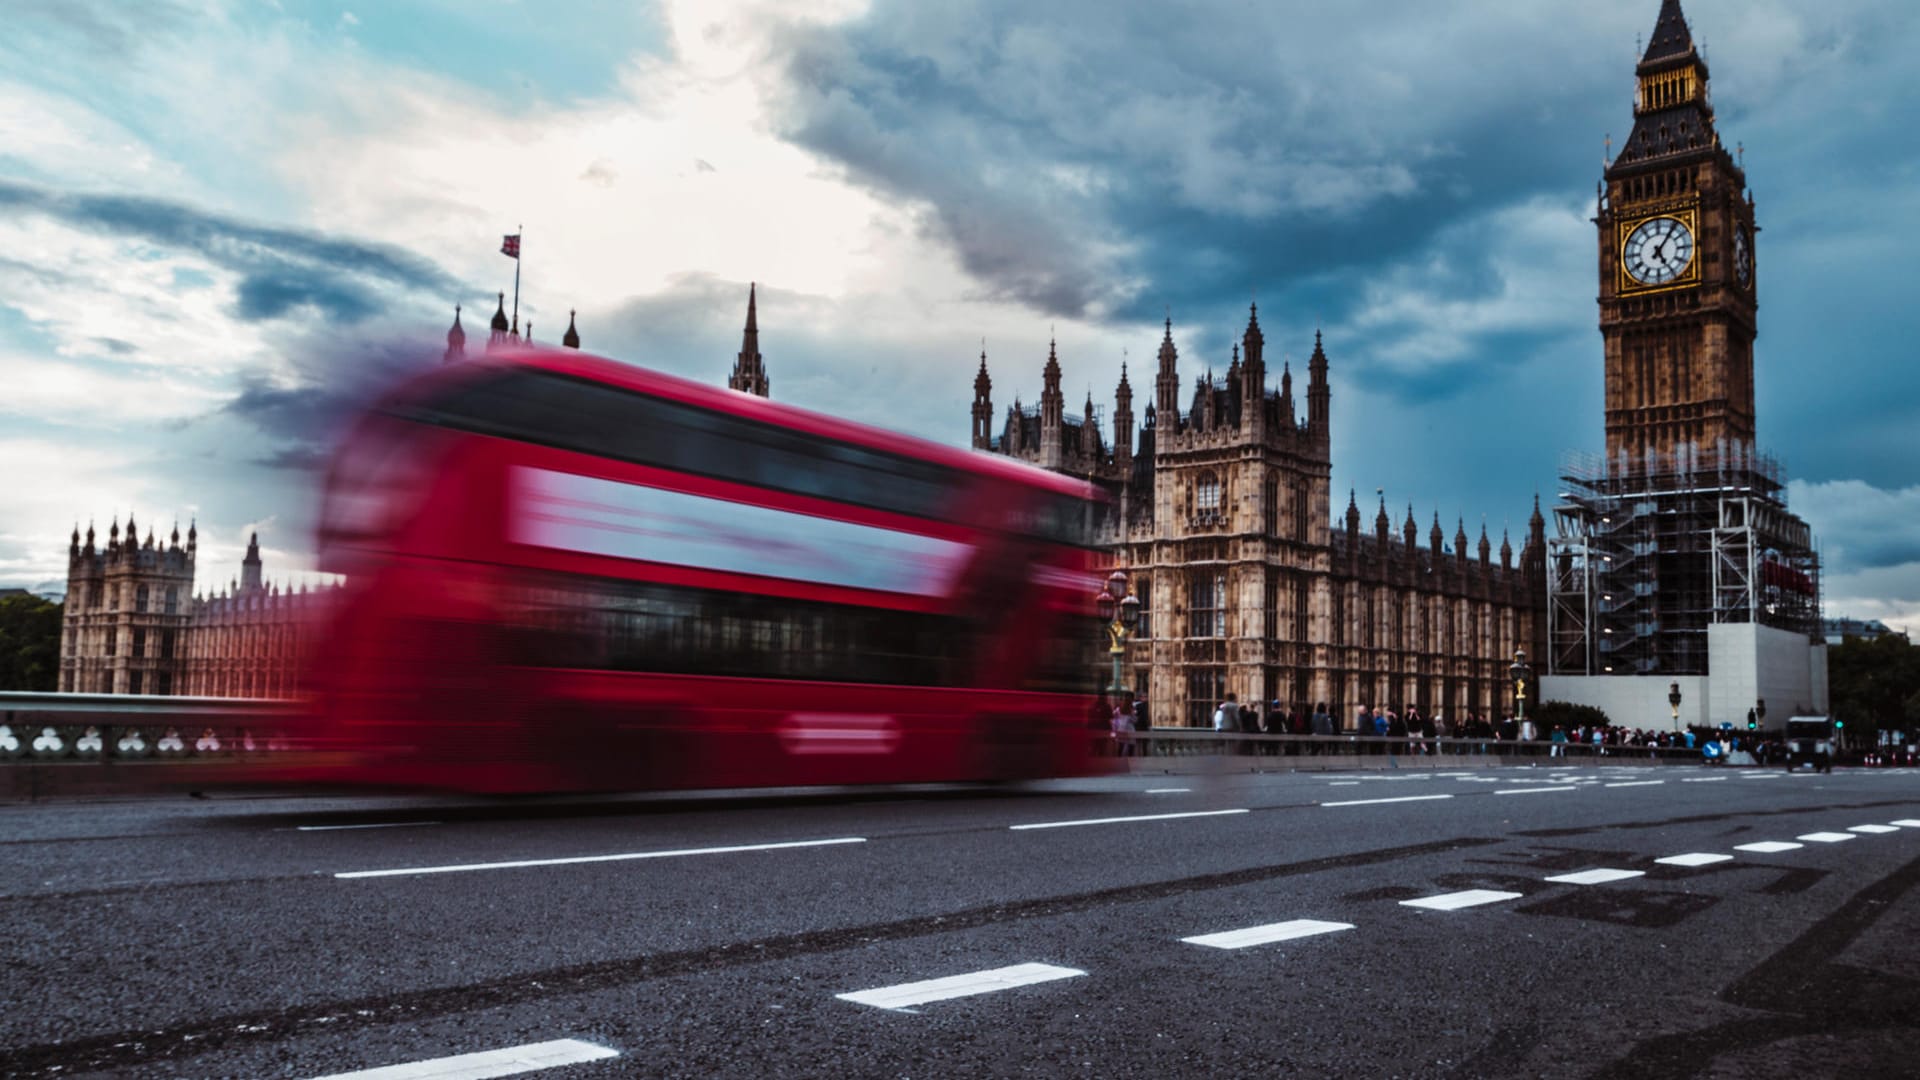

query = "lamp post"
[1095, 570, 1141, 699]
[1509, 648, 1532, 733]
[1669, 681, 1683, 733]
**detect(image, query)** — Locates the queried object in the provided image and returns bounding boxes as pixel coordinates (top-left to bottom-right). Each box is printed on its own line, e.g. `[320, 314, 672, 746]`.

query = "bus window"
[393, 370, 961, 525]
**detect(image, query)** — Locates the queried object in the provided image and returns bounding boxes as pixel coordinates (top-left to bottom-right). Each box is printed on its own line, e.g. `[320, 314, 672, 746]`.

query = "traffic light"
[1747, 708, 1757, 731]
[1836, 719, 1846, 731]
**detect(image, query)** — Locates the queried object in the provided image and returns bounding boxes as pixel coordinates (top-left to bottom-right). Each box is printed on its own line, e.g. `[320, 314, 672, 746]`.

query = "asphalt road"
[3, 760, 1919, 1079]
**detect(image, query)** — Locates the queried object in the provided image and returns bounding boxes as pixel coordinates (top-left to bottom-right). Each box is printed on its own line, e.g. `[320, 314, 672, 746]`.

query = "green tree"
[1827, 633, 1920, 740]
[0, 594, 63, 691]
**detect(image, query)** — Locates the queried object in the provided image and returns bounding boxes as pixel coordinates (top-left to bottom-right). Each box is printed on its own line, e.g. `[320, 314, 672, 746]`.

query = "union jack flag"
[501, 234, 521, 259]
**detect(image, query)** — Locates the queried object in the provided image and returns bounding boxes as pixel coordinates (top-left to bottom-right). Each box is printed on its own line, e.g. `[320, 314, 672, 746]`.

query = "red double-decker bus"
[299, 347, 1108, 793]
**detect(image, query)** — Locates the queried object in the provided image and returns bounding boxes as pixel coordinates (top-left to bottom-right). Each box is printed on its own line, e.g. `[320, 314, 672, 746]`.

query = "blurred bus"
[300, 347, 1109, 793]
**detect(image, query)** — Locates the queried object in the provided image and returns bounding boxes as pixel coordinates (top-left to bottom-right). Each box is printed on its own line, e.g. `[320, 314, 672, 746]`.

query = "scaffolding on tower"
[1546, 441, 1820, 678]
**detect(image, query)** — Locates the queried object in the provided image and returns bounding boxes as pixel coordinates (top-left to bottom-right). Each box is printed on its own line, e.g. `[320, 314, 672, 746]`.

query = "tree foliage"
[1827, 634, 1920, 738]
[1536, 699, 1612, 731]
[0, 594, 63, 691]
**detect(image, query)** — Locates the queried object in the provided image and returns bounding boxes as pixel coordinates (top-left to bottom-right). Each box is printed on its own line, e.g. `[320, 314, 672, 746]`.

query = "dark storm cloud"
[770, 1, 1627, 328]
[0, 179, 463, 325]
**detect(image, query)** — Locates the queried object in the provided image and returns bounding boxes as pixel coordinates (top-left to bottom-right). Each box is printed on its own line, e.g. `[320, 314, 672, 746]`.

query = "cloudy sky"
[1, 0, 1915, 632]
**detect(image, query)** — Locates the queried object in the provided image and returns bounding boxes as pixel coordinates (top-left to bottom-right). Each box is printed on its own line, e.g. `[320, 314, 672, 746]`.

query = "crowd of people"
[1100, 693, 1805, 761]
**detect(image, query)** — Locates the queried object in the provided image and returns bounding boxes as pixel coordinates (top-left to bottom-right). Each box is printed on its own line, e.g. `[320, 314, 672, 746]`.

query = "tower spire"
[728, 283, 769, 397]
[444, 304, 465, 363]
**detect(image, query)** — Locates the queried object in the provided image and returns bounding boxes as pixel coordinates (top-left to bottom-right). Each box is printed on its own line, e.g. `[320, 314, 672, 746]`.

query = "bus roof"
[384, 346, 1094, 500]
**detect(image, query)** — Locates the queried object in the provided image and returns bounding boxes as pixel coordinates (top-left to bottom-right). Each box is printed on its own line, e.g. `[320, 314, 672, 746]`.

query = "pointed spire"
[444, 304, 466, 363]
[1641, 0, 1694, 63]
[562, 309, 580, 349]
[729, 282, 769, 397]
[490, 293, 509, 332]
[1530, 492, 1546, 532]
[1430, 511, 1445, 554]
[1500, 529, 1514, 568]
[1374, 493, 1390, 537]
[1455, 516, 1470, 560]
[1478, 522, 1492, 564]
[170, 521, 180, 547]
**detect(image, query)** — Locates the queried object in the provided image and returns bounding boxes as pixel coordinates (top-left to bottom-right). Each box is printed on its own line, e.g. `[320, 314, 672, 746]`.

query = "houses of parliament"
[974, 313, 1546, 728]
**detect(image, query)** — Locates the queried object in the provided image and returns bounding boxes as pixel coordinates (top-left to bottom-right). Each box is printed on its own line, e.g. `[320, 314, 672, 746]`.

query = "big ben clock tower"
[1598, 0, 1758, 471]
[1548, 0, 1822, 715]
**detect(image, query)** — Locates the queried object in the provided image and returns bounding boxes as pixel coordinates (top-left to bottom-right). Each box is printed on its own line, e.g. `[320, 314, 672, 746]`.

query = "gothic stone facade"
[60, 522, 331, 698]
[975, 309, 1547, 729]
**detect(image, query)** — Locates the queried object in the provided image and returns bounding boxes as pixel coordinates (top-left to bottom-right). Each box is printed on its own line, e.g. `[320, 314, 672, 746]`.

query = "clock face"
[1622, 216, 1695, 286]
[1733, 226, 1752, 287]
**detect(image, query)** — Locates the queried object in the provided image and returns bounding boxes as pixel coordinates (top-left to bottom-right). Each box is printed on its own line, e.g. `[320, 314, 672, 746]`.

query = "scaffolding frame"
[1547, 443, 1820, 677]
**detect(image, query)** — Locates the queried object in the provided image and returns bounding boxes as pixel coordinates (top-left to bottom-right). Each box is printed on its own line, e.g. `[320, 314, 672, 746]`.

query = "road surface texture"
[4, 761, 1918, 1078]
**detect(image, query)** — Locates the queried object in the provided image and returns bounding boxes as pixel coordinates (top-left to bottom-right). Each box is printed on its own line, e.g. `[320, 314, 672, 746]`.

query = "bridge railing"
[1107, 729, 1711, 765]
[0, 691, 303, 761]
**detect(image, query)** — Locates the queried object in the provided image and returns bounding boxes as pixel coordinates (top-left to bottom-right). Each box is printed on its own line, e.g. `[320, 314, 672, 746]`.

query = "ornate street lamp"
[1509, 647, 1532, 731]
[1096, 569, 1141, 698]
[1669, 681, 1683, 732]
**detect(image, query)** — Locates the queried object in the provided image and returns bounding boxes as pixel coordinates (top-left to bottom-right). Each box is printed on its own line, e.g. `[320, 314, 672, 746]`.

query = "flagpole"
[511, 225, 522, 331]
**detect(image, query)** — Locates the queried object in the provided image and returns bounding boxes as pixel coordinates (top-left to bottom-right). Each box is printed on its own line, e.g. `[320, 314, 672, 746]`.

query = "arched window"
[1190, 572, 1225, 638]
[1196, 474, 1222, 513]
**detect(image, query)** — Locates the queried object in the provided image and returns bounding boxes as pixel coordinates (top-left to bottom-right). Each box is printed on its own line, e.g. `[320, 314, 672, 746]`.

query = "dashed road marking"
[1494, 786, 1578, 796]
[334, 837, 867, 879]
[1604, 780, 1664, 789]
[1892, 820, 1920, 828]
[1681, 777, 1729, 783]
[1655, 853, 1734, 867]
[306, 1038, 617, 1079]
[1009, 809, 1248, 831]
[1320, 794, 1453, 808]
[1797, 832, 1857, 843]
[1849, 824, 1900, 834]
[1144, 788, 1191, 794]
[1735, 841, 1803, 853]
[1328, 781, 1362, 786]
[1400, 889, 1523, 911]
[1545, 868, 1646, 885]
[295, 822, 441, 832]
[1181, 919, 1355, 950]
[836, 962, 1085, 1011]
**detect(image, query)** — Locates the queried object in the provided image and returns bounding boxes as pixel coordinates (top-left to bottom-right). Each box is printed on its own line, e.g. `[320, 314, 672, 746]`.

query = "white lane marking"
[1734, 841, 1803, 853]
[1494, 786, 1578, 796]
[1401, 889, 1523, 911]
[1182, 919, 1355, 950]
[1656, 853, 1734, 867]
[296, 822, 441, 832]
[1681, 777, 1728, 783]
[1320, 794, 1454, 808]
[1797, 832, 1857, 843]
[1144, 788, 1191, 794]
[1892, 820, 1920, 828]
[335, 837, 867, 879]
[836, 962, 1084, 1010]
[307, 1038, 618, 1079]
[1545, 868, 1646, 885]
[1604, 780, 1665, 789]
[1849, 825, 1900, 834]
[1328, 781, 1362, 786]
[1740, 774, 1782, 780]
[1010, 809, 1247, 831]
